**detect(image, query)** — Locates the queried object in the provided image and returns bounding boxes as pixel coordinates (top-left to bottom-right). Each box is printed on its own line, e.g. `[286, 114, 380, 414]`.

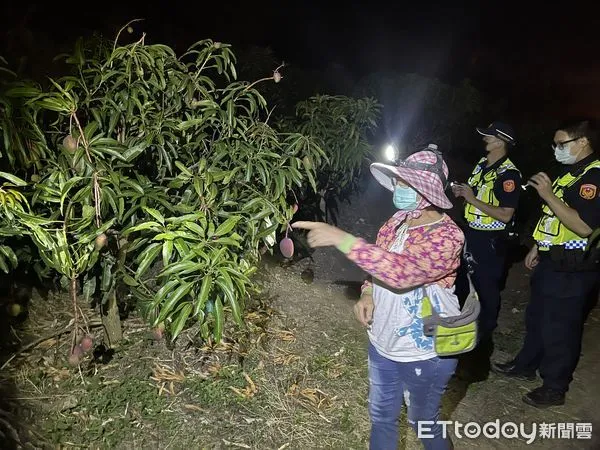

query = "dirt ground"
[1, 172, 600, 449]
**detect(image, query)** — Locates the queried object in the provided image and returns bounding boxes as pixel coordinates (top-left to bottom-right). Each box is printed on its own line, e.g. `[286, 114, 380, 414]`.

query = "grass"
[2, 289, 373, 449]
[2, 259, 598, 449]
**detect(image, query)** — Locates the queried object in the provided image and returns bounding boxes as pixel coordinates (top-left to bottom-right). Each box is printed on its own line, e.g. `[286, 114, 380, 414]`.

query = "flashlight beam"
[384, 144, 397, 162]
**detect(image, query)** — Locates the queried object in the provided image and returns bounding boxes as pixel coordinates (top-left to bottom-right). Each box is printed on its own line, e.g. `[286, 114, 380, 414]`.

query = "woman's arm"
[338, 223, 464, 291]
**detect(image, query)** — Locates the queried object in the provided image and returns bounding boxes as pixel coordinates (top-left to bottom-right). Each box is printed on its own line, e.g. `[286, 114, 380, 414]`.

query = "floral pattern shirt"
[338, 212, 465, 361]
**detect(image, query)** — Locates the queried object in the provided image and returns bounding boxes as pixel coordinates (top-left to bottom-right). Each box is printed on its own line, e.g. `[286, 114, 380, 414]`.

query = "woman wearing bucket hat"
[293, 147, 465, 450]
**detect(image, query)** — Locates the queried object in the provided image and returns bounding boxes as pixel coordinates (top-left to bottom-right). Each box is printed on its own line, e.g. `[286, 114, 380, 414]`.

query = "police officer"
[452, 122, 522, 355]
[492, 119, 600, 408]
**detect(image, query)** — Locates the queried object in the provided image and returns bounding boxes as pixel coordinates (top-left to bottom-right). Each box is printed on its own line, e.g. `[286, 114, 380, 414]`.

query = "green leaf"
[155, 281, 193, 325]
[165, 213, 205, 224]
[242, 197, 265, 211]
[143, 207, 165, 225]
[216, 270, 242, 326]
[211, 237, 241, 248]
[213, 297, 224, 343]
[213, 216, 241, 237]
[83, 276, 97, 302]
[78, 218, 117, 245]
[101, 260, 113, 292]
[31, 227, 55, 250]
[15, 211, 59, 225]
[4, 86, 40, 98]
[59, 176, 84, 213]
[173, 238, 190, 257]
[170, 304, 192, 340]
[124, 221, 163, 234]
[199, 313, 210, 340]
[122, 273, 139, 287]
[92, 146, 127, 161]
[0, 228, 26, 237]
[87, 249, 100, 270]
[34, 97, 69, 112]
[135, 243, 162, 279]
[123, 143, 147, 162]
[0, 245, 18, 269]
[257, 222, 279, 239]
[0, 255, 9, 274]
[121, 178, 145, 195]
[183, 221, 206, 237]
[175, 161, 193, 177]
[0, 171, 27, 187]
[159, 260, 202, 278]
[194, 274, 212, 317]
[59, 276, 70, 290]
[152, 279, 180, 308]
[162, 240, 173, 267]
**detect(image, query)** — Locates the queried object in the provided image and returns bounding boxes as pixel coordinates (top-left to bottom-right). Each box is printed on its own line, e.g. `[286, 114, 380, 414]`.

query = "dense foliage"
[0, 28, 382, 350]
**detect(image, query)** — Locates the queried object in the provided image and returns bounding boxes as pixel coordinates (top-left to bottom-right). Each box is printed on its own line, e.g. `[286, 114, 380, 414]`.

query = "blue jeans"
[368, 343, 457, 450]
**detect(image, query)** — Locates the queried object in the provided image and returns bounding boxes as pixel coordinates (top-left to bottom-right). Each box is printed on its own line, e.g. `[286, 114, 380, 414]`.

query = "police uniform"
[463, 155, 522, 340]
[510, 153, 600, 402]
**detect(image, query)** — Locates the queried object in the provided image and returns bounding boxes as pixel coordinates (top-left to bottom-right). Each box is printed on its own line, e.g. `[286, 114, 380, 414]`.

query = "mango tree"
[278, 95, 380, 225]
[0, 28, 325, 356]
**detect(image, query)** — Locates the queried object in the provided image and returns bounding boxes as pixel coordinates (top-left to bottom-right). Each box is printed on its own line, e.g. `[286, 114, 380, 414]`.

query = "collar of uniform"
[482, 154, 508, 173]
[563, 152, 599, 177]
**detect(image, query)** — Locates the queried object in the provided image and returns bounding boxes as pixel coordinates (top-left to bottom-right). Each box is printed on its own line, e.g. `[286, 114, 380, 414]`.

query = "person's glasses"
[552, 137, 580, 151]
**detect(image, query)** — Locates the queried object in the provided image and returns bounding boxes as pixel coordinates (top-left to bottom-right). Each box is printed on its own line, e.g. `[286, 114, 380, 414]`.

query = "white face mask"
[554, 142, 581, 165]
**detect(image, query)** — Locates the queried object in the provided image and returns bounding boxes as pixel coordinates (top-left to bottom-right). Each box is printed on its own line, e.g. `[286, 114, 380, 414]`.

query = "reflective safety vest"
[533, 159, 600, 251]
[464, 157, 521, 231]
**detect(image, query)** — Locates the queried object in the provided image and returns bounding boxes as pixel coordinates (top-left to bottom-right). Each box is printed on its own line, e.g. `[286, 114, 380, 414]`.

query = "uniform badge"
[503, 180, 515, 192]
[579, 184, 597, 200]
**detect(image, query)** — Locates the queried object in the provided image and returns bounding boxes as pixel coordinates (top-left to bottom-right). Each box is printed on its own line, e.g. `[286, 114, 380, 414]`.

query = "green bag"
[421, 295, 478, 356]
[420, 245, 480, 357]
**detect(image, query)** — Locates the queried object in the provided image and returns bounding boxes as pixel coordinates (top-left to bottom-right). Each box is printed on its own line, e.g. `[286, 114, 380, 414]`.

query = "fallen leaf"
[222, 439, 251, 448]
[183, 404, 205, 412]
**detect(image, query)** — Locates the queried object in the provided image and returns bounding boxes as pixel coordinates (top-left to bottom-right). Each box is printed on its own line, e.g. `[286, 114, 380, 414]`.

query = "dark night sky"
[3, 0, 600, 116]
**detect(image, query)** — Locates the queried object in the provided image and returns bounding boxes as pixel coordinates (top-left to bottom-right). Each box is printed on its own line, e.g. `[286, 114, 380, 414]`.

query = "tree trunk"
[70, 277, 79, 349]
[101, 291, 122, 348]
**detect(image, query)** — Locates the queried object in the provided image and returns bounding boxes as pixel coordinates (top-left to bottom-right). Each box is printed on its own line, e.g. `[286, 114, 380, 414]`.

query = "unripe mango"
[94, 233, 108, 250]
[63, 135, 78, 152]
[8, 303, 21, 317]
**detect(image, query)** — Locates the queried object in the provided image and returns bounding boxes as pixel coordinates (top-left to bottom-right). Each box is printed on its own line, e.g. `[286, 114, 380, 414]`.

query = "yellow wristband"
[337, 234, 358, 254]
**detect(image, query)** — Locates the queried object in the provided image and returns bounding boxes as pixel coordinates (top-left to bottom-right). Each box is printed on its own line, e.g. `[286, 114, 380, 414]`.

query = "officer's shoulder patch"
[579, 183, 597, 200]
[503, 180, 515, 192]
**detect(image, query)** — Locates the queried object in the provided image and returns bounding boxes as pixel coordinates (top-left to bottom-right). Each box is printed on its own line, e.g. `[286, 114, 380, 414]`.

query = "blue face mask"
[393, 185, 419, 210]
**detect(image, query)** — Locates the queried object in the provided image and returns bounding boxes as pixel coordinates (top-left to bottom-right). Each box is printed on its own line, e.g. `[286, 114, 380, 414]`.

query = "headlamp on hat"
[392, 143, 449, 189]
[384, 144, 399, 164]
[370, 143, 454, 209]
